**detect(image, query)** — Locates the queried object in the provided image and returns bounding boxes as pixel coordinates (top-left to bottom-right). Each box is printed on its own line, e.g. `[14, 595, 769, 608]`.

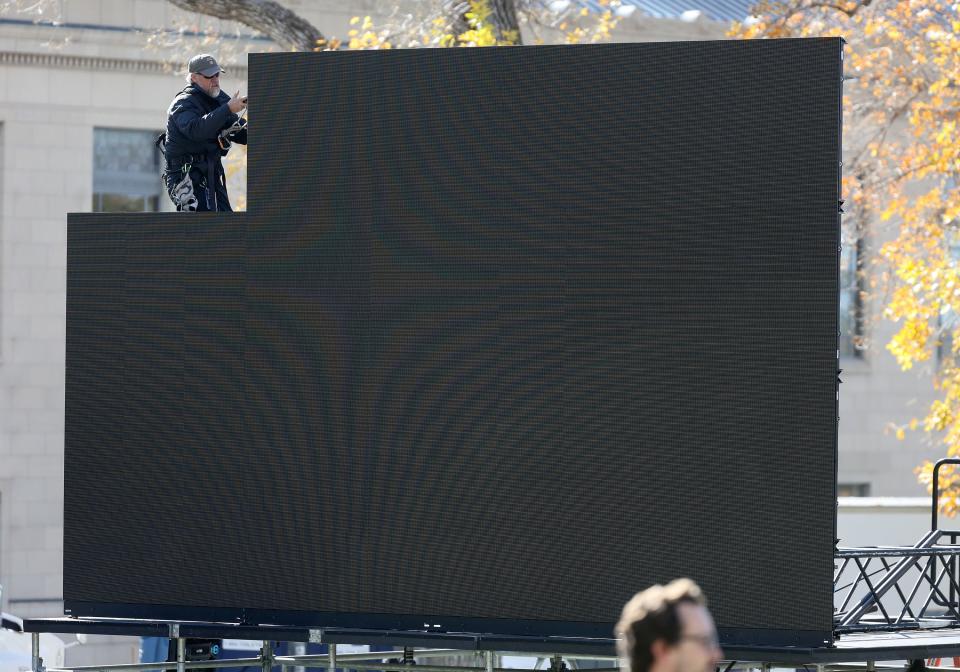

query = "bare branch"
[167, 0, 325, 51]
[805, 0, 872, 17]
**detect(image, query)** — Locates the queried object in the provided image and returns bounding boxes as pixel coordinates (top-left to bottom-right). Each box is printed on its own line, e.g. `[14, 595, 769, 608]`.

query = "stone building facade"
[0, 0, 932, 665]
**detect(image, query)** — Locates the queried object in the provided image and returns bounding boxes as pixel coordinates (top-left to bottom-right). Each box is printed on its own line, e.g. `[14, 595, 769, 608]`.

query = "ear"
[650, 639, 671, 663]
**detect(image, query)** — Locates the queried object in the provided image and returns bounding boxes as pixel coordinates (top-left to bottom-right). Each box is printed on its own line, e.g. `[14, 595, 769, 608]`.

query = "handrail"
[932, 458, 960, 531]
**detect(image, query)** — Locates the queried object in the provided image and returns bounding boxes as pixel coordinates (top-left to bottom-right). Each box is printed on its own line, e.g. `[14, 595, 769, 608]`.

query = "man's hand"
[228, 90, 247, 114]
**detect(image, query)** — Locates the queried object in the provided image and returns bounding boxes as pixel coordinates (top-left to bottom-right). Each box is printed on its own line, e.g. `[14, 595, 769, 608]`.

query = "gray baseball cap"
[188, 54, 224, 77]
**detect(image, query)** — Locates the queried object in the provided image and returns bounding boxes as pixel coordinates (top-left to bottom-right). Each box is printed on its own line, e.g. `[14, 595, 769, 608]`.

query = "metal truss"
[834, 531, 960, 632]
[835, 457, 960, 633]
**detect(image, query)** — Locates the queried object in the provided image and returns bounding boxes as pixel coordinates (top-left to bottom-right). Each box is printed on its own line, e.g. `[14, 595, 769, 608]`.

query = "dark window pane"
[96, 193, 149, 213]
[838, 483, 871, 497]
[92, 128, 163, 206]
[839, 234, 863, 358]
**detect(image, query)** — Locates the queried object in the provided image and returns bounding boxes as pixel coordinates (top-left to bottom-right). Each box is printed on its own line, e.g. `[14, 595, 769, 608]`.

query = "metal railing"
[834, 457, 960, 632]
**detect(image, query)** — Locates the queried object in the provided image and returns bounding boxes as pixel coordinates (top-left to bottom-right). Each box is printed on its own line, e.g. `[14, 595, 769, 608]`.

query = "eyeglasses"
[199, 72, 221, 80]
[679, 633, 720, 649]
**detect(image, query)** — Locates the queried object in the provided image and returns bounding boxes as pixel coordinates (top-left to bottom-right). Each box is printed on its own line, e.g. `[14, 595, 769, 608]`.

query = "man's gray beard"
[205, 86, 220, 98]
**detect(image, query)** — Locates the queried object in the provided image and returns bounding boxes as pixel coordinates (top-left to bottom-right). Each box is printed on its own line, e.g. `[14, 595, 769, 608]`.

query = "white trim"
[0, 51, 248, 77]
[839, 496, 930, 509]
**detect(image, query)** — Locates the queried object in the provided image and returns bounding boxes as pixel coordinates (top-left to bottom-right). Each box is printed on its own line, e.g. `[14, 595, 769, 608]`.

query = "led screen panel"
[65, 39, 842, 647]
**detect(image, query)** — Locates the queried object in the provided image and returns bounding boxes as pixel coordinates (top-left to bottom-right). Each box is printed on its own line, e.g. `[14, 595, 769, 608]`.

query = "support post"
[31, 631, 41, 672]
[176, 637, 186, 672]
[329, 643, 337, 672]
[291, 641, 307, 672]
[485, 651, 493, 672]
[262, 641, 273, 672]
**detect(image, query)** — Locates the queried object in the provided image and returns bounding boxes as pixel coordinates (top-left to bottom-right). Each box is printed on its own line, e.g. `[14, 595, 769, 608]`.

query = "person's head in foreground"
[615, 579, 723, 672]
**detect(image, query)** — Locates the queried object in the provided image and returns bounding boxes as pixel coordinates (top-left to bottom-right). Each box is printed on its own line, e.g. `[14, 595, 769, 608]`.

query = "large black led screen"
[65, 39, 842, 647]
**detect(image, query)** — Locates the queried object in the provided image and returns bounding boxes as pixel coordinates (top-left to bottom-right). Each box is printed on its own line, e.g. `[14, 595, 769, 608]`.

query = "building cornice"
[0, 51, 248, 76]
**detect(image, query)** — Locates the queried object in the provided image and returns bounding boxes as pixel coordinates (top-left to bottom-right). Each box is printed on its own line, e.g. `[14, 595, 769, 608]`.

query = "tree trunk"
[489, 0, 522, 43]
[441, 0, 523, 45]
[167, 0, 326, 52]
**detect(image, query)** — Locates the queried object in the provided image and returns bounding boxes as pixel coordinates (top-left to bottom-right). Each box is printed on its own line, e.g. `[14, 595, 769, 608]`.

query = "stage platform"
[23, 619, 960, 665]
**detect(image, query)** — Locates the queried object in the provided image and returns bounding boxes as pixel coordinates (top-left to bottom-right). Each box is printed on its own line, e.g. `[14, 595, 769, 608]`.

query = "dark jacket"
[163, 83, 247, 211]
[165, 83, 245, 161]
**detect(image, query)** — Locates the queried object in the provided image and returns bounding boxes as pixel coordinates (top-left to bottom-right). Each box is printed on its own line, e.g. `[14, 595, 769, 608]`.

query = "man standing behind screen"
[160, 54, 248, 211]
[615, 579, 723, 672]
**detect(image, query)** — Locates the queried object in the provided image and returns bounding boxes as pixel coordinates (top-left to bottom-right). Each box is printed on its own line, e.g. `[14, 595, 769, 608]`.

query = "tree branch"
[167, 0, 325, 51]
[804, 0, 872, 18]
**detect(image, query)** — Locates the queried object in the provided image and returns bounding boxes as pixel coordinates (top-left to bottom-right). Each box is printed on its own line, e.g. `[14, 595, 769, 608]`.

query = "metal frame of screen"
[61, 601, 831, 648]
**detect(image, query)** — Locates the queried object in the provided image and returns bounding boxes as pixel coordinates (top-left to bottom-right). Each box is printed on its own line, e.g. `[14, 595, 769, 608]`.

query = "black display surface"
[65, 39, 842, 646]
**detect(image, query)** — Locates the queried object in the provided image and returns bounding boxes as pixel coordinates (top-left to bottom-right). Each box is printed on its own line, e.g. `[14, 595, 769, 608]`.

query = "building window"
[839, 233, 864, 358]
[838, 483, 871, 497]
[936, 240, 960, 366]
[939, 305, 957, 366]
[92, 128, 163, 212]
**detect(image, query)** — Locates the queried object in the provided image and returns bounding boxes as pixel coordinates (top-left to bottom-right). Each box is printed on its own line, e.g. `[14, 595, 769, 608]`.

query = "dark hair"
[614, 579, 706, 672]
